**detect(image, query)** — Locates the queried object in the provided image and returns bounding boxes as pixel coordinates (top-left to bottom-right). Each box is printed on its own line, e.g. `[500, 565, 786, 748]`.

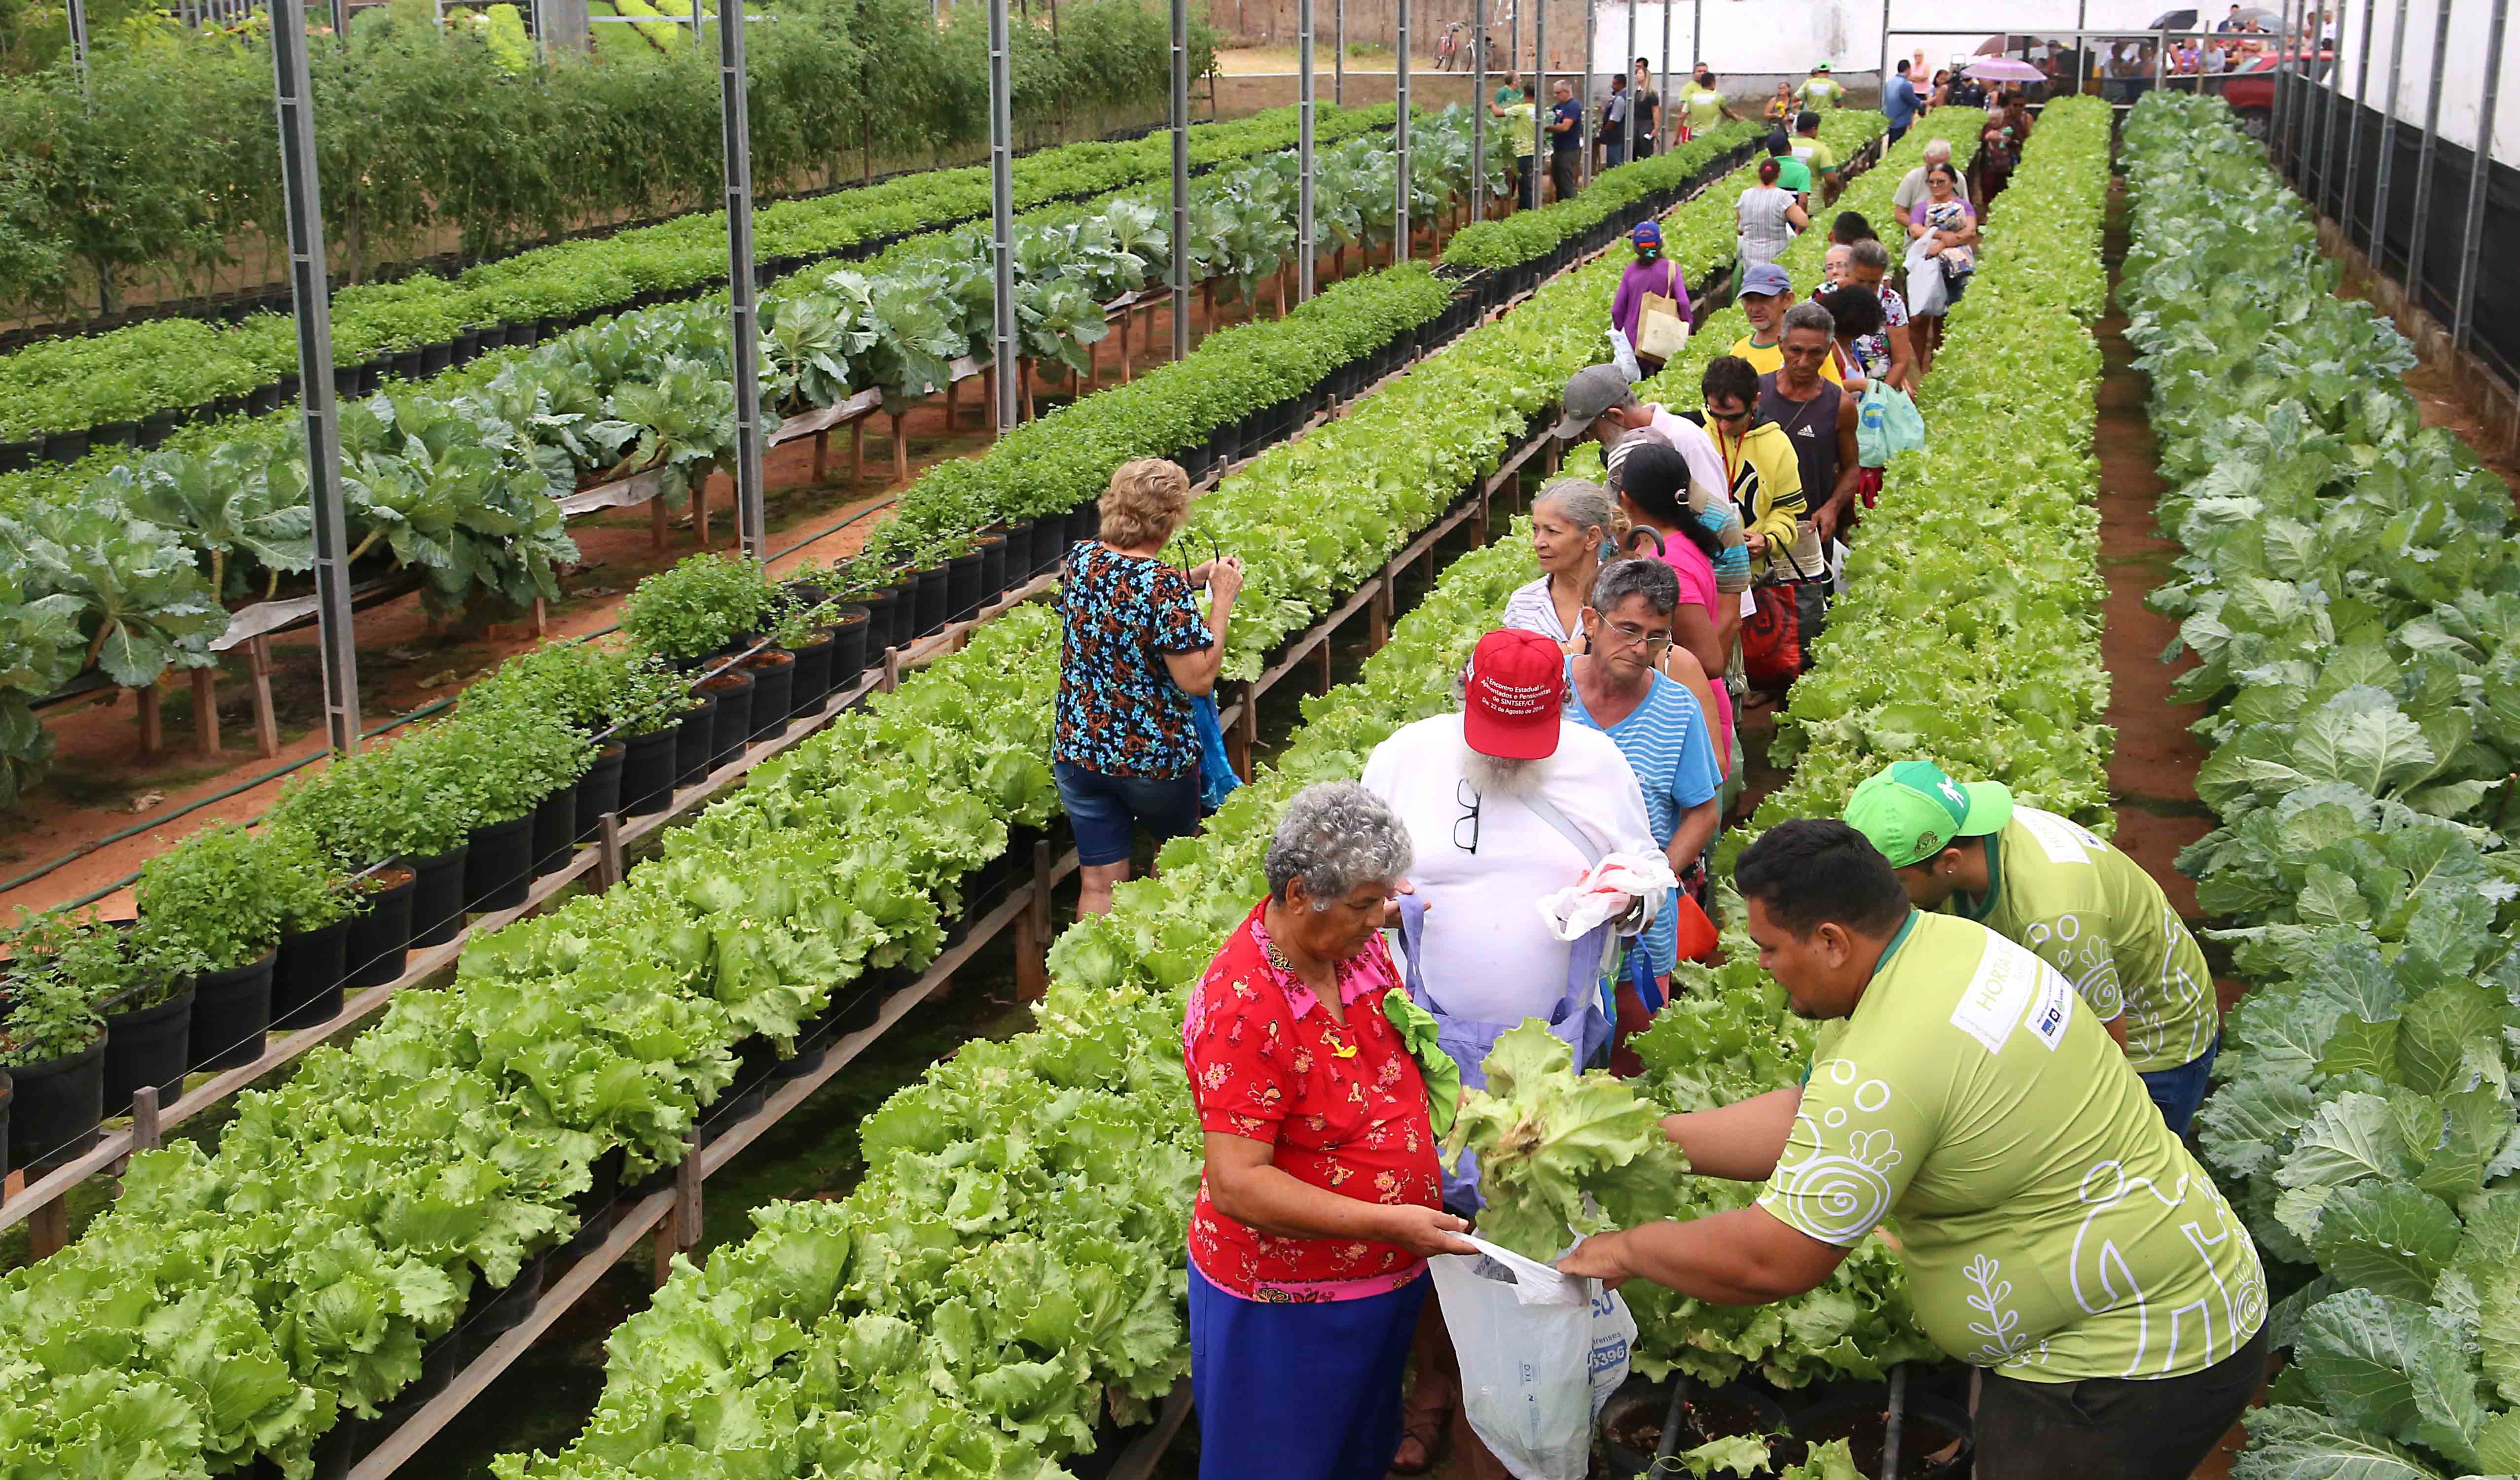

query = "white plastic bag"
[1901, 235, 1949, 317]
[1429, 1235, 1637, 1480]
[1607, 326, 1645, 384]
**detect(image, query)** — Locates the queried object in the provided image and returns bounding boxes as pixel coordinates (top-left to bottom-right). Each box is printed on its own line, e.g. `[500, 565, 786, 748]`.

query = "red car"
[2205, 47, 2337, 136]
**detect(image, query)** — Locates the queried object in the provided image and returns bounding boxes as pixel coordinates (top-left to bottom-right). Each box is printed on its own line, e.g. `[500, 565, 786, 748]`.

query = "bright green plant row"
[0, 155, 1686, 1475]
[1438, 117, 1766, 270]
[2123, 94, 2520, 1480]
[482, 140, 1950, 1479]
[0, 101, 1393, 442]
[0, 0, 1212, 329]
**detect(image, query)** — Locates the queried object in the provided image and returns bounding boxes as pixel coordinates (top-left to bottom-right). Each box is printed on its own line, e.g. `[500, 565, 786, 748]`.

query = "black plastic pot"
[463, 812, 537, 913]
[248, 1414, 361, 1480]
[407, 844, 471, 948]
[386, 347, 424, 380]
[0, 1071, 10, 1183]
[976, 533, 1009, 608]
[1066, 500, 1100, 548]
[1176, 442, 1213, 480]
[674, 692, 719, 789]
[743, 651, 795, 742]
[273, 916, 352, 1029]
[702, 668, 756, 770]
[40, 427, 90, 463]
[858, 585, 900, 653]
[567, 1143, 628, 1251]
[0, 438, 36, 473]
[619, 726, 679, 816]
[245, 383, 283, 416]
[191, 946, 277, 1070]
[911, 565, 948, 638]
[786, 633, 835, 718]
[5, 1038, 104, 1174]
[825, 606, 871, 696]
[103, 984, 194, 1116]
[945, 551, 986, 624]
[344, 865, 418, 989]
[91, 419, 140, 449]
[473, 1250, 548, 1336]
[573, 743, 625, 844]
[419, 340, 454, 375]
[139, 408, 181, 449]
[531, 779, 579, 875]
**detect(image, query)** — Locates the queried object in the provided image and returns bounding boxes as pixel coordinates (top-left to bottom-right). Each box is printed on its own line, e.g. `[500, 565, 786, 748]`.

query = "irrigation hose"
[4, 493, 907, 910]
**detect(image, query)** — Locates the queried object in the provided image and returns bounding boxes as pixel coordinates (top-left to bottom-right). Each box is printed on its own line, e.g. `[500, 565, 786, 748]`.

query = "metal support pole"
[719, 0, 765, 559]
[2314, 2, 2340, 213]
[690, 0, 702, 44]
[1299, 0, 1316, 299]
[1334, 0, 1344, 105]
[1580, 0, 1595, 183]
[1170, 0, 1190, 360]
[1878, 0, 1892, 100]
[1534, 0, 1548, 188]
[66, 0, 88, 85]
[2372, 0, 2409, 266]
[2452, 0, 2511, 350]
[989, 0, 1019, 431]
[2272, 0, 2297, 169]
[271, 0, 359, 755]
[1690, 0, 1700, 81]
[1622, 0, 1637, 164]
[1396, 0, 1411, 260]
[1659, 0, 1671, 149]
[2341, 0, 2376, 237]
[2077, 0, 2088, 95]
[2404, 0, 2453, 310]
[1474, 0, 1488, 217]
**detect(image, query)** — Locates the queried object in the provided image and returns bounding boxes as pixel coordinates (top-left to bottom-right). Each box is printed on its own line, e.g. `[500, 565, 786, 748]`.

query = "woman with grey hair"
[1181, 781, 1474, 1480]
[1500, 477, 1616, 650]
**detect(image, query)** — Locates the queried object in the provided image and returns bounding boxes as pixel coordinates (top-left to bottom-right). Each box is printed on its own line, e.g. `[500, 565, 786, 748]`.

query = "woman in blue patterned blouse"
[1055, 458, 1244, 916]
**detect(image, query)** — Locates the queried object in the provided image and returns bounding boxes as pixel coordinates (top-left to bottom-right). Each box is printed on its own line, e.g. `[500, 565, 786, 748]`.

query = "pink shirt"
[1648, 534, 1736, 770]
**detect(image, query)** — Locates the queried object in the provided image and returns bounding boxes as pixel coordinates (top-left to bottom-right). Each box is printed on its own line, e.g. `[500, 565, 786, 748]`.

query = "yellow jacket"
[1709, 419, 1816, 579]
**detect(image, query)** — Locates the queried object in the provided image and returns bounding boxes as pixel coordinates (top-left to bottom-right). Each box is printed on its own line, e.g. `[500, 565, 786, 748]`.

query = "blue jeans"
[1053, 761, 1200, 867]
[2137, 1032, 2220, 1138]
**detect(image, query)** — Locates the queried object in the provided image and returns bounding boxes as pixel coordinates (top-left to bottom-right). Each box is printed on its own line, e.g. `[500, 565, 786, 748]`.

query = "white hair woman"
[1499, 477, 1616, 651]
[1182, 782, 1474, 1480]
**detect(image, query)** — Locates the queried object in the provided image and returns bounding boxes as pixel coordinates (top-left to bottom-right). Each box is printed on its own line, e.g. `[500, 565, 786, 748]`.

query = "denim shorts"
[1054, 761, 1201, 867]
[2136, 1031, 2222, 1139]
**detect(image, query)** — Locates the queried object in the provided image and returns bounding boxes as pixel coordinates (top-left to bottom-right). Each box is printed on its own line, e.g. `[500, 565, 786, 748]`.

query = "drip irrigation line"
[5, 493, 908, 912]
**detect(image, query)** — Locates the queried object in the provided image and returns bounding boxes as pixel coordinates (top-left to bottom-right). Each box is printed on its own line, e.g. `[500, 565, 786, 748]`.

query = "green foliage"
[0, 906, 191, 1062]
[133, 822, 296, 974]
[619, 552, 779, 662]
[1440, 117, 1765, 269]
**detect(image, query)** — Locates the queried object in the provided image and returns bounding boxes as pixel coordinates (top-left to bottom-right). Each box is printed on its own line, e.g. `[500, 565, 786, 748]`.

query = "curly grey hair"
[1266, 782, 1414, 908]
[1533, 476, 1616, 535]
[1782, 301, 1836, 339]
[1849, 237, 1892, 272]
[1589, 554, 1680, 618]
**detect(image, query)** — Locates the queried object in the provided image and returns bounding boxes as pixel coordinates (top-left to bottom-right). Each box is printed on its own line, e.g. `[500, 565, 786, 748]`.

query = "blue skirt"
[1187, 1262, 1429, 1480]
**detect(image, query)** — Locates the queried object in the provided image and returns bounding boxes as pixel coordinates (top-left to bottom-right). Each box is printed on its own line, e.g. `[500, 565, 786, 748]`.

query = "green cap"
[1843, 761, 2014, 868]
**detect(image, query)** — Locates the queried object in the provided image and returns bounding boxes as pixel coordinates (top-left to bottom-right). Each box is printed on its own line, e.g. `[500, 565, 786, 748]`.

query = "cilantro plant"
[619, 553, 780, 663]
[133, 822, 294, 974]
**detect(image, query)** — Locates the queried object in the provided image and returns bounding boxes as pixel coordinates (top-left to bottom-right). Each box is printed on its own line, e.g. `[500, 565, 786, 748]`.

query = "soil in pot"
[531, 779, 580, 874]
[344, 865, 418, 989]
[6, 1037, 106, 1174]
[103, 983, 195, 1116]
[911, 565, 949, 638]
[674, 693, 719, 789]
[1599, 1380, 1791, 1477]
[824, 606, 871, 697]
[191, 945, 278, 1070]
[703, 668, 756, 771]
[572, 743, 626, 845]
[405, 845, 471, 948]
[274, 916, 352, 1029]
[1773, 1392, 1973, 1480]
[463, 811, 537, 913]
[743, 650, 795, 743]
[618, 725, 680, 817]
[786, 633, 835, 718]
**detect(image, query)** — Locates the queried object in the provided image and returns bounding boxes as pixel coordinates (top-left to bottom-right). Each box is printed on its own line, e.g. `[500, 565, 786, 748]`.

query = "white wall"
[2320, 0, 2519, 170]
[1575, 0, 2206, 82]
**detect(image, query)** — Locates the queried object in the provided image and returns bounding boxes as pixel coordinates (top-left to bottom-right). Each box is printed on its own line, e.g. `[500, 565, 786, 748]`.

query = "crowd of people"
[1039, 90, 2262, 1480]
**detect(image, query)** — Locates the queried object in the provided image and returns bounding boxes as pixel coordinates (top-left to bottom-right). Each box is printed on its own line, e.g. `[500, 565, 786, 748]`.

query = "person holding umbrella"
[1556, 818, 2269, 1480]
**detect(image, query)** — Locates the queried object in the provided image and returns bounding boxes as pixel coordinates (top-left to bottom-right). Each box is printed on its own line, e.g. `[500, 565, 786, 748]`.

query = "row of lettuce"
[0, 111, 1812, 1480]
[480, 117, 2151, 1480]
[2124, 95, 2520, 1480]
[0, 100, 1379, 448]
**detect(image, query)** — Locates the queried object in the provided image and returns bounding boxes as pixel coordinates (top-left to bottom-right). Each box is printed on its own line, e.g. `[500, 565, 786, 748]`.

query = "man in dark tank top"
[1755, 300, 1861, 557]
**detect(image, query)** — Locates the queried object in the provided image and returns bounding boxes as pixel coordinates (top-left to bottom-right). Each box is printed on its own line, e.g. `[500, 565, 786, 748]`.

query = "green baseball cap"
[1843, 761, 2013, 868]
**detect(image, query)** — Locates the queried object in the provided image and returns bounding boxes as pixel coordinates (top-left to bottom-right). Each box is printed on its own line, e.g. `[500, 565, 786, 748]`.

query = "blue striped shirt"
[1566, 664, 1723, 973]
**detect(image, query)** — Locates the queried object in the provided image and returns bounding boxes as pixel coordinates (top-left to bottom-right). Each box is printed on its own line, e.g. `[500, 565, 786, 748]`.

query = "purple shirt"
[1611, 256, 1692, 344]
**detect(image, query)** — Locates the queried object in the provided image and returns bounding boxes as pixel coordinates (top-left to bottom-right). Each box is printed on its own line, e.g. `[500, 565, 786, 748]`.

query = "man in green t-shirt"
[1797, 62, 1846, 109]
[1560, 820, 2267, 1480]
[1842, 760, 2223, 1133]
[1489, 69, 1522, 112]
[1677, 68, 1738, 140]
[1766, 134, 1812, 205]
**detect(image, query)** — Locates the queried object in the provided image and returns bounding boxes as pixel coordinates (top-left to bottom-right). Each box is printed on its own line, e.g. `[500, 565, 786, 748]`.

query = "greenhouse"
[1, 0, 2518, 1475]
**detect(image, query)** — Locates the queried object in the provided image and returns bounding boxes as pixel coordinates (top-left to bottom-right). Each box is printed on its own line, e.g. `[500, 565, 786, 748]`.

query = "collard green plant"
[1, 496, 222, 689]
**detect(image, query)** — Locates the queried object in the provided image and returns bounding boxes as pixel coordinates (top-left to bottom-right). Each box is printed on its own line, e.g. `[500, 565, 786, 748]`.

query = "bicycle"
[1433, 21, 1465, 70]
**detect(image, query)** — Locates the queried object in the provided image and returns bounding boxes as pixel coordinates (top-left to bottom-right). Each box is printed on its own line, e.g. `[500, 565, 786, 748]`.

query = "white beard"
[1461, 741, 1550, 799]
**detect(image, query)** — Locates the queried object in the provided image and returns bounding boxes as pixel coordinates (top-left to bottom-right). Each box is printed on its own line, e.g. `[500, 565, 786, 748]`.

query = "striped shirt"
[1502, 577, 1576, 644]
[1565, 664, 1722, 972]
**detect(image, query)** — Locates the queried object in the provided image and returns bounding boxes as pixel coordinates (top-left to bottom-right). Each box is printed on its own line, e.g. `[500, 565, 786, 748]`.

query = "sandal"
[1389, 1426, 1442, 1477]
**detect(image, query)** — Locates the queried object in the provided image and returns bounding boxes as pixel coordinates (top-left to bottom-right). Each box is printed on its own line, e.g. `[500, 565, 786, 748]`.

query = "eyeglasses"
[1707, 404, 1752, 423]
[1596, 618, 1674, 651]
[1454, 777, 1481, 854]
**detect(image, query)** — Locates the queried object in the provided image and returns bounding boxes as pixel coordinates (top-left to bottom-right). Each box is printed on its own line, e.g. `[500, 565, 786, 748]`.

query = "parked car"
[2204, 46, 2337, 135]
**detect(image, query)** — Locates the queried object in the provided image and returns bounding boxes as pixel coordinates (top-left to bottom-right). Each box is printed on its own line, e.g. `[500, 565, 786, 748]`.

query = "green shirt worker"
[1797, 63, 1846, 109]
[1842, 761, 2223, 1134]
[1558, 821, 2268, 1480]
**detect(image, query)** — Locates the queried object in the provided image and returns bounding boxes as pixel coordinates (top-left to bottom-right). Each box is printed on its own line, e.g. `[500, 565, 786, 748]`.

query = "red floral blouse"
[1181, 899, 1443, 1302]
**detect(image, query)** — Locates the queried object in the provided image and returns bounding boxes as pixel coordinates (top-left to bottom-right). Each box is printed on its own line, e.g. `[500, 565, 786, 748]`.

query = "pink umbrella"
[1966, 57, 2049, 81]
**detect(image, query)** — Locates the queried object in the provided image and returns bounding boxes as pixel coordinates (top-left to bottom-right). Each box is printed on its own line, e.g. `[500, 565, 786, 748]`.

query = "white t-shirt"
[1361, 713, 1656, 1025]
[1893, 164, 1934, 218]
[1638, 406, 1730, 511]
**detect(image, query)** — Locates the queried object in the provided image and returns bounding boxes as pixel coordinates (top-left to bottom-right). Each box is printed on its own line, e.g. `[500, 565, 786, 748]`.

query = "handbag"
[1742, 582, 1813, 690]
[1635, 259, 1691, 363]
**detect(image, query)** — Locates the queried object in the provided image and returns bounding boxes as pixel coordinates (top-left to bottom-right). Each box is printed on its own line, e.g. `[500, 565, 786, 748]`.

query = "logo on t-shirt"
[1794, 424, 1816, 438]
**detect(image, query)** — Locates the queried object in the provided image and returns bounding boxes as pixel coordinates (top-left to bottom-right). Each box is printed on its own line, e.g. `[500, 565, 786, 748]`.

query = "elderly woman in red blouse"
[1182, 781, 1477, 1480]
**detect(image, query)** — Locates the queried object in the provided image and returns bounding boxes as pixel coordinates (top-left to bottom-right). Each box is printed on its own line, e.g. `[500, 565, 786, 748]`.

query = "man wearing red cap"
[1366, 628, 1659, 1480]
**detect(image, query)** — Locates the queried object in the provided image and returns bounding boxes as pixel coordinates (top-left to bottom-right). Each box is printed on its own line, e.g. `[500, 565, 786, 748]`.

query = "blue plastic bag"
[1857, 381, 1926, 466]
[1191, 692, 1240, 812]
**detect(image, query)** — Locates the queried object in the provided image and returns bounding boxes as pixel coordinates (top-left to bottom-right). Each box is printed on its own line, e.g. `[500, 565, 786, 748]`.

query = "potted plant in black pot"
[0, 920, 110, 1175]
[435, 708, 593, 914]
[261, 824, 363, 1029]
[605, 654, 698, 818]
[765, 595, 844, 721]
[135, 820, 317, 1079]
[268, 731, 478, 953]
[619, 552, 780, 675]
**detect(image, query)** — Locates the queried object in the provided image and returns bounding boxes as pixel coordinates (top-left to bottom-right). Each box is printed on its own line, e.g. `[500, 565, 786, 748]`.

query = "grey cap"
[1552, 363, 1633, 439]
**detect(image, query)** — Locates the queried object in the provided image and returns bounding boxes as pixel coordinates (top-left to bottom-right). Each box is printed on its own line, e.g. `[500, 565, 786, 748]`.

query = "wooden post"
[1473, 486, 1490, 548]
[1020, 360, 1036, 423]
[980, 365, 997, 443]
[1015, 838, 1054, 1000]
[137, 682, 163, 756]
[674, 1136, 703, 1250]
[1119, 304, 1134, 383]
[1368, 576, 1392, 652]
[1085, 333, 1099, 389]
[188, 668, 220, 754]
[595, 812, 625, 892]
[849, 419, 866, 487]
[245, 635, 280, 758]
[892, 412, 909, 485]
[812, 427, 829, 484]
[1314, 637, 1333, 695]
[650, 492, 669, 551]
[1231, 680, 1258, 781]
[28, 1196, 67, 1261]
[693, 478, 712, 550]
[881, 646, 904, 695]
[532, 597, 546, 640]
[131, 1086, 161, 1154]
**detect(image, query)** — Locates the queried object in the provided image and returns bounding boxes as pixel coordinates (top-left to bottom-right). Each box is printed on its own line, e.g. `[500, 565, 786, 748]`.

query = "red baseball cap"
[1463, 629, 1565, 760]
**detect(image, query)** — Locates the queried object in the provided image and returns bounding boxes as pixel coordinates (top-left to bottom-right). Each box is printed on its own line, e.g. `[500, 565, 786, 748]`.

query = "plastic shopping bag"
[1857, 382, 1926, 468]
[1429, 1235, 1637, 1480]
[1607, 327, 1645, 385]
[1190, 692, 1240, 813]
[1901, 236, 1949, 317]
